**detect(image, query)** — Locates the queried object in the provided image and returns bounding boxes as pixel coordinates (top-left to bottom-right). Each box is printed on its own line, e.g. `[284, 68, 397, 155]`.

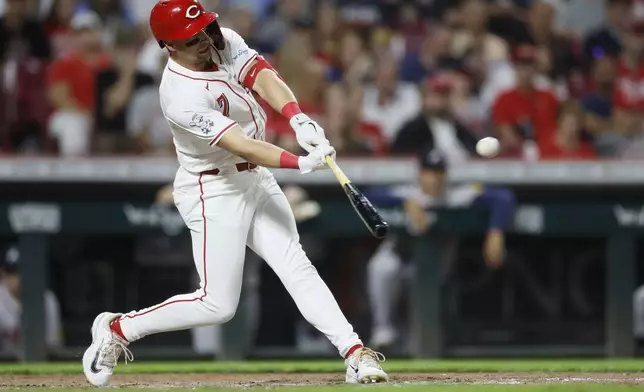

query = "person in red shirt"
[492, 45, 560, 159]
[46, 10, 111, 156]
[612, 20, 644, 136]
[492, 45, 595, 159]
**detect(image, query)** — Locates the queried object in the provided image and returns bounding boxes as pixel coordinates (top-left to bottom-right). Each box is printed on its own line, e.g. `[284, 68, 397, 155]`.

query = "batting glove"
[298, 144, 336, 174]
[290, 113, 330, 153]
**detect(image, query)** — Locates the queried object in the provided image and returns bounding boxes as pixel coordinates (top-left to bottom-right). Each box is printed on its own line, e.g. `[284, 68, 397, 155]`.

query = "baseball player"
[364, 147, 515, 350]
[82, 0, 387, 386]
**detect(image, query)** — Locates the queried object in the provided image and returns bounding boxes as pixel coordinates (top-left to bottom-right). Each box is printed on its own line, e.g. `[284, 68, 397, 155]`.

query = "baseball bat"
[325, 156, 389, 238]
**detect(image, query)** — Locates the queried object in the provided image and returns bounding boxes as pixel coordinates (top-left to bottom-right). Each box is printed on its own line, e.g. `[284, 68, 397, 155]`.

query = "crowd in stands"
[0, 0, 641, 161]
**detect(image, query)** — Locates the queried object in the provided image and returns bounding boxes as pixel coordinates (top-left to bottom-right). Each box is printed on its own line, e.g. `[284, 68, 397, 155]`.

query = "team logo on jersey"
[185, 5, 201, 19]
[190, 113, 215, 135]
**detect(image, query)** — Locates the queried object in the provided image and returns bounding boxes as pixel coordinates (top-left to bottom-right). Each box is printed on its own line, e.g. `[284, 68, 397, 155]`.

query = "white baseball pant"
[117, 166, 362, 357]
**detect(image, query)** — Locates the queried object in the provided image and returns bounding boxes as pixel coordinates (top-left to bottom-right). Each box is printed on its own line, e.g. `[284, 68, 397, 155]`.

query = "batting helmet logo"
[150, 0, 219, 48]
[185, 5, 201, 19]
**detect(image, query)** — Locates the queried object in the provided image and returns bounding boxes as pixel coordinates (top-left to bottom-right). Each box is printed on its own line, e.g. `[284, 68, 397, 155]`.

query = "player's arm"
[472, 186, 516, 269]
[218, 126, 332, 173]
[225, 26, 328, 152]
[166, 103, 332, 174]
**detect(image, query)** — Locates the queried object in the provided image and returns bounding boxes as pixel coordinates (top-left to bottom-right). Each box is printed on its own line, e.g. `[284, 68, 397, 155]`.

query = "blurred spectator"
[451, 0, 509, 75]
[257, 0, 307, 54]
[126, 52, 171, 155]
[0, 0, 52, 153]
[47, 10, 110, 156]
[328, 28, 373, 84]
[613, 20, 644, 157]
[492, 45, 595, 159]
[223, 3, 259, 45]
[583, 0, 632, 67]
[525, 0, 578, 99]
[612, 20, 644, 136]
[0, 246, 62, 357]
[360, 57, 421, 147]
[399, 24, 457, 83]
[389, 2, 428, 55]
[492, 45, 560, 159]
[555, 0, 606, 37]
[76, 0, 136, 46]
[312, 1, 342, 65]
[324, 83, 374, 155]
[581, 53, 619, 156]
[0, 0, 50, 61]
[43, 0, 76, 59]
[94, 28, 154, 154]
[448, 68, 488, 135]
[391, 73, 478, 162]
[544, 100, 597, 159]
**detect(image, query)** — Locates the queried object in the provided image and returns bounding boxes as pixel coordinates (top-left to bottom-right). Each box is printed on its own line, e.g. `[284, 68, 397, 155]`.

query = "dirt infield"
[2, 372, 644, 389]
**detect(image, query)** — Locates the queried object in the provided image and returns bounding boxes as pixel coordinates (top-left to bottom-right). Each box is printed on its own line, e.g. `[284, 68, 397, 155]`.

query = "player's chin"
[196, 49, 211, 61]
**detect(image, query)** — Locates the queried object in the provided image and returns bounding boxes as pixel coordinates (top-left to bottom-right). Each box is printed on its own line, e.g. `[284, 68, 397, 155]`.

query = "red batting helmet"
[150, 0, 219, 48]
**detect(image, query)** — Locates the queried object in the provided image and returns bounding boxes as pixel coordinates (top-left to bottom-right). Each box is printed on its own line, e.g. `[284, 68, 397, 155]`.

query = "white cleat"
[82, 312, 133, 387]
[345, 347, 389, 384]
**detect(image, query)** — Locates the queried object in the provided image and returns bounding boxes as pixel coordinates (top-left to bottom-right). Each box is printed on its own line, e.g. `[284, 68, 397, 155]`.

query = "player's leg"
[83, 173, 253, 387]
[246, 169, 387, 383]
[366, 236, 403, 350]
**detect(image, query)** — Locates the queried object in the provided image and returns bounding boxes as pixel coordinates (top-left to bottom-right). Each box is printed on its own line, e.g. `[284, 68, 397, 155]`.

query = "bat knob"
[373, 222, 389, 238]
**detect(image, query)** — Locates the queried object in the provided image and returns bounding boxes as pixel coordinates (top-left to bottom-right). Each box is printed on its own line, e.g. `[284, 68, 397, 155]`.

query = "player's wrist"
[281, 101, 303, 120]
[279, 151, 300, 169]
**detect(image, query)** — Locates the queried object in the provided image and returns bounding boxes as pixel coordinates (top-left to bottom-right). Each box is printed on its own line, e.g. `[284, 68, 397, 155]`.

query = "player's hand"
[404, 199, 430, 235]
[290, 113, 330, 153]
[483, 229, 505, 269]
[298, 144, 336, 174]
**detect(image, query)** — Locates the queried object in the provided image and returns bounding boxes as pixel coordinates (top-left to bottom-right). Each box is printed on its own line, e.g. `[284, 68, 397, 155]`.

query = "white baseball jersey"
[159, 28, 268, 173]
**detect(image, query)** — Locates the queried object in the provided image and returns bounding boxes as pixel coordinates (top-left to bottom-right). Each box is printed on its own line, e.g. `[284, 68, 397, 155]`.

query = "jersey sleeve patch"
[189, 113, 217, 135]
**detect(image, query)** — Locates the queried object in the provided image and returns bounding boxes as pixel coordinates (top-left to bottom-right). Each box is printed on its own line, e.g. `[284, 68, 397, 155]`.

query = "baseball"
[476, 137, 500, 158]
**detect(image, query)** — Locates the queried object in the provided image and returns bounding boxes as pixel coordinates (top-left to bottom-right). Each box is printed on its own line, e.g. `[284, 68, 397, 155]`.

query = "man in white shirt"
[82, 0, 387, 387]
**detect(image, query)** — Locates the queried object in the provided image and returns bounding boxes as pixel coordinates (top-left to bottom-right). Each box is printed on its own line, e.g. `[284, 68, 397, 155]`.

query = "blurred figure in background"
[364, 148, 515, 351]
[399, 24, 456, 83]
[491, 45, 560, 159]
[75, 0, 136, 46]
[0, 0, 51, 61]
[126, 50, 171, 154]
[360, 56, 421, 149]
[0, 0, 52, 153]
[46, 10, 110, 156]
[580, 52, 619, 156]
[451, 0, 509, 78]
[0, 246, 63, 357]
[611, 20, 644, 157]
[43, 0, 77, 59]
[583, 0, 632, 67]
[94, 27, 153, 153]
[258, 0, 307, 54]
[391, 73, 478, 162]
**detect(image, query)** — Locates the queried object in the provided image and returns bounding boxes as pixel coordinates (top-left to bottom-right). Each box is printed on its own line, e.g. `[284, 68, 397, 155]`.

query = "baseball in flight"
[476, 137, 500, 158]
